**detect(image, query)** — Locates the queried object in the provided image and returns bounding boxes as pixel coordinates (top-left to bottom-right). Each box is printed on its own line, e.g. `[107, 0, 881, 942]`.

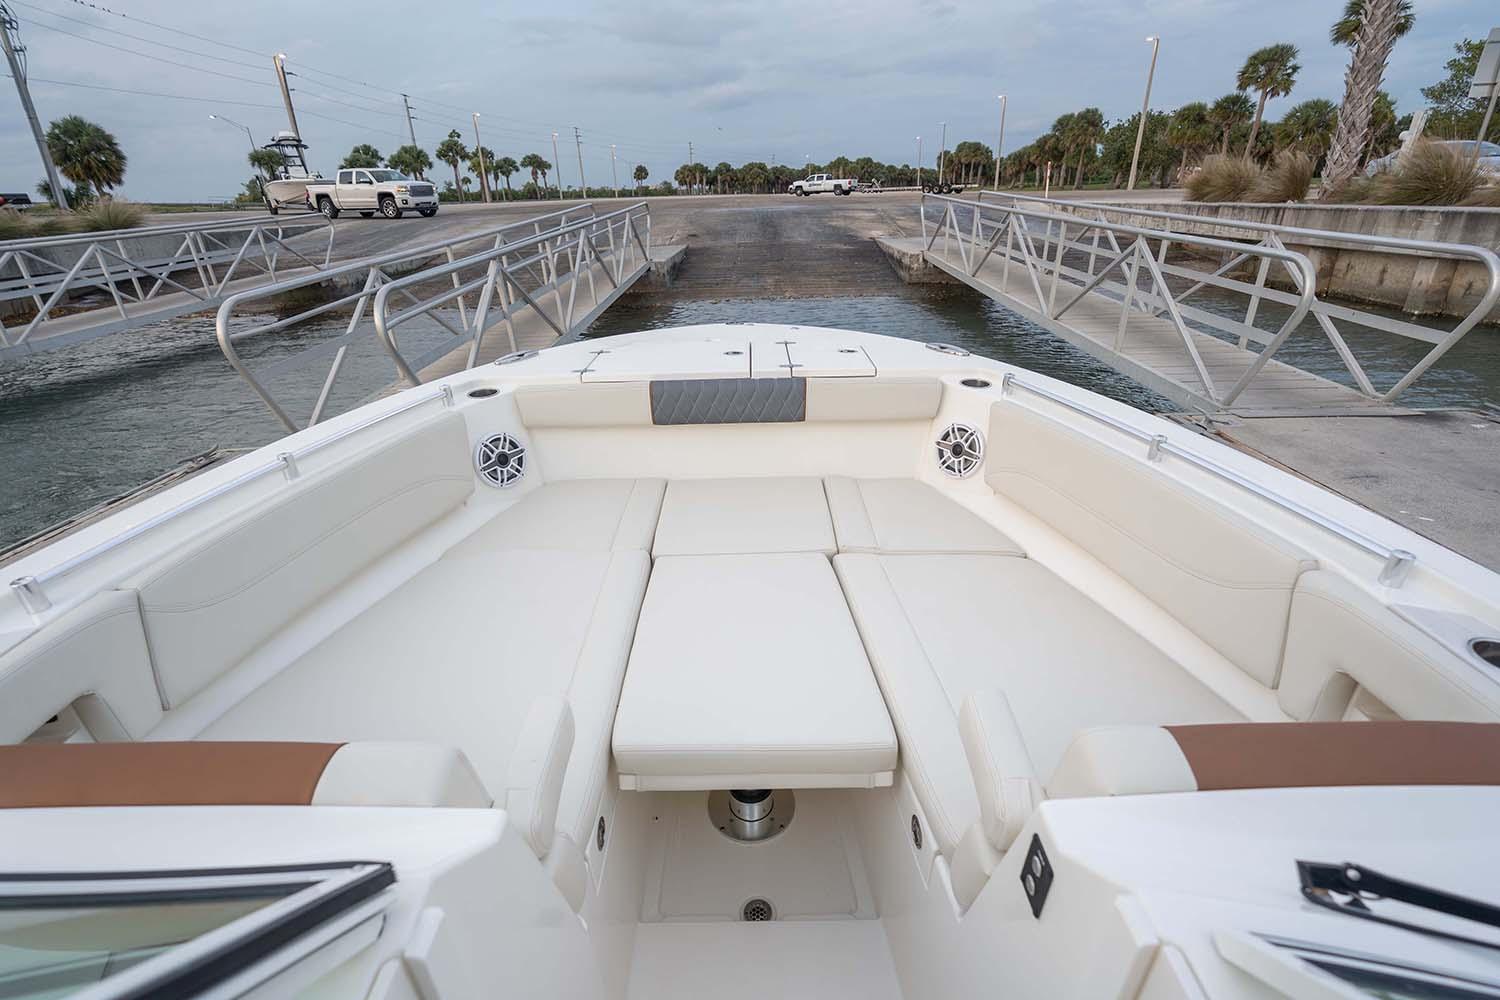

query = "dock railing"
[372, 202, 652, 386]
[0, 215, 334, 352]
[971, 190, 1500, 404]
[921, 192, 1321, 407]
[215, 204, 644, 433]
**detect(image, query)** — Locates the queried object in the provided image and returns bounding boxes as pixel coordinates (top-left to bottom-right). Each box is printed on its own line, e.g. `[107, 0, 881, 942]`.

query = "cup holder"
[960, 378, 992, 389]
[1472, 639, 1500, 668]
[467, 388, 499, 399]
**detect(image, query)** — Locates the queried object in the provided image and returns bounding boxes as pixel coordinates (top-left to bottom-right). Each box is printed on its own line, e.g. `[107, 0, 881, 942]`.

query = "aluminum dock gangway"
[0, 216, 335, 361]
[888, 192, 1500, 417]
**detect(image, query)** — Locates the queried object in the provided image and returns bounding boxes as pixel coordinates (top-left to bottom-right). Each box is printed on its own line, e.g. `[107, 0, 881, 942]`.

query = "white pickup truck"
[304, 168, 439, 219]
[788, 173, 857, 196]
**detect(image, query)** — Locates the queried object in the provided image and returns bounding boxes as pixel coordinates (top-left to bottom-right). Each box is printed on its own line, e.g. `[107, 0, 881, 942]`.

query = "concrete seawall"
[1050, 201, 1500, 325]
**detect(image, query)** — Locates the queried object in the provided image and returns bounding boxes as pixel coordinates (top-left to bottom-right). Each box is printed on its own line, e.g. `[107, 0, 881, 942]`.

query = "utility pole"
[1, 2, 70, 210]
[688, 140, 694, 195]
[551, 131, 563, 199]
[916, 136, 922, 189]
[610, 144, 619, 199]
[401, 94, 417, 146]
[994, 95, 1007, 190]
[272, 53, 301, 141]
[573, 126, 586, 198]
[938, 121, 947, 185]
[1127, 35, 1161, 191]
[472, 113, 491, 203]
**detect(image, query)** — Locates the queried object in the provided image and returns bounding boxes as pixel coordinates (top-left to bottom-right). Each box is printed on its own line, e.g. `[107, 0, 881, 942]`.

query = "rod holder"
[1378, 549, 1416, 588]
[1147, 434, 1167, 462]
[11, 576, 51, 615]
[278, 452, 299, 481]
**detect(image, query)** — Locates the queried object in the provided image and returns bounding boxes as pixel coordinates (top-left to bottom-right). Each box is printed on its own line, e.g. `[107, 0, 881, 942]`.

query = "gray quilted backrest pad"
[650, 378, 807, 425]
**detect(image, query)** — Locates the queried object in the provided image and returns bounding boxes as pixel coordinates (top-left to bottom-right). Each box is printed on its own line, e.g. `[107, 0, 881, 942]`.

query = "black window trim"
[0, 860, 395, 1000]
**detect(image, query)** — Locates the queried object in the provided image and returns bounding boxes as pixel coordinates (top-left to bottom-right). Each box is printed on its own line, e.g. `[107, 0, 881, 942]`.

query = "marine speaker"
[935, 423, 984, 478]
[475, 433, 526, 488]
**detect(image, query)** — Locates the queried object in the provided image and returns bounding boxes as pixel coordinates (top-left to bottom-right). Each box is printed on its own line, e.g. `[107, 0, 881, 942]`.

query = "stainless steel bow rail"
[9, 384, 456, 616]
[215, 204, 649, 433]
[971, 191, 1500, 410]
[373, 202, 652, 387]
[998, 372, 1416, 588]
[0, 216, 334, 361]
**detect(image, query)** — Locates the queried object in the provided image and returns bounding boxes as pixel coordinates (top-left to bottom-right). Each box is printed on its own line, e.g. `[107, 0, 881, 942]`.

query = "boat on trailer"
[2, 324, 1499, 999]
[259, 131, 322, 215]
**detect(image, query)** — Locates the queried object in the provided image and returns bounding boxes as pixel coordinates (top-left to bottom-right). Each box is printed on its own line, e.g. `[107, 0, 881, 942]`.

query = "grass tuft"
[75, 198, 146, 233]
[1185, 155, 1261, 203]
[1247, 151, 1314, 203]
[1367, 142, 1487, 206]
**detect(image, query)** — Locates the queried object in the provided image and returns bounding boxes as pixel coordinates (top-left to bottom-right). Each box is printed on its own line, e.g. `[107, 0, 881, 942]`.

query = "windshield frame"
[1217, 929, 1500, 1000]
[0, 861, 395, 1000]
[366, 169, 408, 183]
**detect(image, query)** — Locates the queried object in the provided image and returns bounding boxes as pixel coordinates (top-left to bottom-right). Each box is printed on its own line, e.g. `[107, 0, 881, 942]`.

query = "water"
[2, 283, 1497, 551]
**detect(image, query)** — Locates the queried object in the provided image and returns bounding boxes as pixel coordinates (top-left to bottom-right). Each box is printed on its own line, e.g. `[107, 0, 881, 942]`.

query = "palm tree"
[467, 145, 496, 200]
[715, 161, 734, 193]
[520, 153, 551, 197]
[340, 144, 383, 169]
[1167, 102, 1215, 181]
[1207, 93, 1255, 155]
[633, 164, 648, 192]
[1322, 0, 1415, 191]
[1048, 113, 1077, 185]
[1236, 43, 1301, 160]
[1070, 109, 1105, 188]
[434, 130, 469, 202]
[45, 116, 127, 196]
[1279, 99, 1339, 166]
[387, 145, 431, 181]
[248, 148, 285, 181]
[495, 156, 518, 200]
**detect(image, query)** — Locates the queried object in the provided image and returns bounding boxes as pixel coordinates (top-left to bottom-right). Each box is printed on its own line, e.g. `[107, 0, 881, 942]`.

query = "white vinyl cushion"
[824, 477, 1025, 556]
[651, 478, 835, 557]
[986, 403, 1311, 688]
[834, 553, 1241, 854]
[312, 742, 492, 808]
[1045, 726, 1198, 799]
[612, 553, 897, 789]
[197, 546, 650, 848]
[452, 479, 665, 554]
[1278, 570, 1500, 722]
[130, 415, 474, 707]
[515, 383, 652, 428]
[0, 590, 163, 744]
[957, 689, 1041, 851]
[504, 696, 574, 858]
[805, 376, 944, 422]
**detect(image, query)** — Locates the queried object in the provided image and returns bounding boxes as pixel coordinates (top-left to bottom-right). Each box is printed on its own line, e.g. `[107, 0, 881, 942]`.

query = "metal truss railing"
[922, 192, 1320, 407]
[0, 216, 334, 351]
[372, 202, 652, 386]
[973, 190, 1500, 404]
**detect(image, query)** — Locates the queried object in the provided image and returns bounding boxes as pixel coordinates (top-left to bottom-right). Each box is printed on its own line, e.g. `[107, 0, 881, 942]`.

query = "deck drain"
[741, 898, 775, 922]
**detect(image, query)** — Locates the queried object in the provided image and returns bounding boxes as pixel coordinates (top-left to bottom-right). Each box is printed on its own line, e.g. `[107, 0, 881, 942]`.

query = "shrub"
[1319, 176, 1375, 203]
[75, 198, 145, 233]
[1185, 154, 1260, 202]
[1247, 151, 1314, 203]
[1460, 185, 1500, 208]
[0, 210, 29, 242]
[1368, 141, 1485, 206]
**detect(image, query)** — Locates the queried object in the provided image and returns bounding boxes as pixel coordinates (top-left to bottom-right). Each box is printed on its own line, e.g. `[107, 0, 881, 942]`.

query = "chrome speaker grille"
[936, 423, 983, 478]
[476, 433, 526, 487]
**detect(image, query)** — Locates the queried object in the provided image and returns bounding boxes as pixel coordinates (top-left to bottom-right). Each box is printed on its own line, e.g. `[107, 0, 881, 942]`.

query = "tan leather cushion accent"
[0, 742, 343, 808]
[1166, 722, 1500, 790]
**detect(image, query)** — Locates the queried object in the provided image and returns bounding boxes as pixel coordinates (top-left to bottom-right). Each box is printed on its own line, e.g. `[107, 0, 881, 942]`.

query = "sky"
[0, 0, 1490, 202]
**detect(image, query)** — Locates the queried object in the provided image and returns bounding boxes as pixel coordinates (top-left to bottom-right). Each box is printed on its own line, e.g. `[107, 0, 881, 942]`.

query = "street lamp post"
[937, 122, 947, 185]
[610, 144, 619, 199]
[1127, 35, 1161, 191]
[551, 131, 563, 200]
[472, 113, 491, 203]
[993, 95, 1007, 190]
[209, 114, 256, 152]
[916, 136, 922, 189]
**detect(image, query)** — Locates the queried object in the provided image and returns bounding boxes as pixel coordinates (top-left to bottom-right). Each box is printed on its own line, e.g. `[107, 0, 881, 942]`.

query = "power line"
[7, 72, 281, 107]
[15, 15, 272, 86]
[10, 0, 265, 71]
[53, 0, 268, 59]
